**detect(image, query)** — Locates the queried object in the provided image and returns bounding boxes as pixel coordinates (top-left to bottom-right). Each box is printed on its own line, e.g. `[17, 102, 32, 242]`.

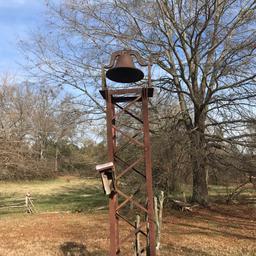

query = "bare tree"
[0, 76, 85, 179]
[22, 0, 256, 205]
[52, 95, 84, 172]
[0, 76, 51, 179]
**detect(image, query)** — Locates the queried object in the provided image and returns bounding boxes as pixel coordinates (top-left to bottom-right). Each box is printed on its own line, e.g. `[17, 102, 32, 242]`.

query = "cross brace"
[102, 87, 156, 256]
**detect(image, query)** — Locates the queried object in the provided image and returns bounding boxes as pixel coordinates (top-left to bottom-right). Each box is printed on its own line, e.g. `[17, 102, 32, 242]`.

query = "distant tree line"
[0, 76, 106, 180]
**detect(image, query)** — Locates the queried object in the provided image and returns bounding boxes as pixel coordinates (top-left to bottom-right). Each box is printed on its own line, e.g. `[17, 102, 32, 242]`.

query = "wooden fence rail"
[0, 193, 36, 213]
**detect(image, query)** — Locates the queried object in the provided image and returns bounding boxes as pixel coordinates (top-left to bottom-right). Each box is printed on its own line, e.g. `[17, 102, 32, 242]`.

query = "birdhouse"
[96, 162, 115, 195]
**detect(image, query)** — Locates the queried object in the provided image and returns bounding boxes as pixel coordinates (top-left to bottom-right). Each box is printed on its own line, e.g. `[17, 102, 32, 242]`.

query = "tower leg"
[106, 90, 119, 255]
[142, 88, 156, 256]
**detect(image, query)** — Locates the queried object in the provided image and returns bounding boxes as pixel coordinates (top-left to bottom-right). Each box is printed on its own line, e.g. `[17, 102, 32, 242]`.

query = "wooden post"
[25, 192, 36, 214]
[25, 193, 31, 213]
[134, 215, 141, 256]
[154, 196, 160, 252]
[155, 191, 164, 251]
[183, 191, 187, 203]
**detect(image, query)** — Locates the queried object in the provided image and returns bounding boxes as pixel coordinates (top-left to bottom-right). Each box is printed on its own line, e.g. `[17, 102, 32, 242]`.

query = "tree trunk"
[190, 118, 208, 206]
[168, 143, 180, 192]
[170, 163, 180, 192]
[191, 152, 208, 206]
[55, 144, 58, 173]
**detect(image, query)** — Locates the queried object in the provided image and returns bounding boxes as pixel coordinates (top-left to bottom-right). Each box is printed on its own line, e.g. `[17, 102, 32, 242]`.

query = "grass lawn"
[0, 177, 255, 255]
[0, 176, 107, 215]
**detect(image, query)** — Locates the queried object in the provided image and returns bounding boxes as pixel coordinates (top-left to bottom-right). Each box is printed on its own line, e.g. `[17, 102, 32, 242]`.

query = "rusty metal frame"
[101, 88, 155, 256]
[100, 51, 155, 256]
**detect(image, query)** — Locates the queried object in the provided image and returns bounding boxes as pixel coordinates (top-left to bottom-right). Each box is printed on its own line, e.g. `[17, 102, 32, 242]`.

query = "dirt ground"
[0, 204, 255, 256]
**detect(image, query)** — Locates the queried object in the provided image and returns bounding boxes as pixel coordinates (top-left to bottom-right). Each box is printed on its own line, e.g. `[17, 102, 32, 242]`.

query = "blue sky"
[0, 0, 46, 78]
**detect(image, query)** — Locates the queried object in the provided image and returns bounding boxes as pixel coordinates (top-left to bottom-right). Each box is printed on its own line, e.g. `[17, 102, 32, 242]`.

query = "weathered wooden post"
[25, 192, 36, 213]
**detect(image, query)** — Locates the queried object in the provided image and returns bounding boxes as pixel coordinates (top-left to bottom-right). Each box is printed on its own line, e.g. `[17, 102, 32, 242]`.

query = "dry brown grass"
[161, 204, 256, 256]
[0, 204, 255, 256]
[0, 176, 100, 196]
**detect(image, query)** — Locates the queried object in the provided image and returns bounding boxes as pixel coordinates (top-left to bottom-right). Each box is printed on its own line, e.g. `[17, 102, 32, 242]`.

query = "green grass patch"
[0, 177, 108, 216]
[166, 183, 255, 203]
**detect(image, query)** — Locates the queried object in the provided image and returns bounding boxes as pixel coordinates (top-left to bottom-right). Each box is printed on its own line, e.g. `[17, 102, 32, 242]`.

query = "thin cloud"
[0, 1, 26, 7]
[0, 0, 47, 77]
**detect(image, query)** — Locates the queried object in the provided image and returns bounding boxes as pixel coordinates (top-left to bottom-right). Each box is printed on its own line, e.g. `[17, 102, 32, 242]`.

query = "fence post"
[25, 192, 35, 213]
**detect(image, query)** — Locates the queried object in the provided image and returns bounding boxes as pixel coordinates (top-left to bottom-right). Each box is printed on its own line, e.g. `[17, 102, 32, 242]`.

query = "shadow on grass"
[0, 185, 107, 216]
[36, 186, 107, 213]
[175, 222, 256, 241]
[60, 242, 90, 256]
[0, 193, 27, 216]
[193, 214, 256, 231]
[59, 242, 107, 256]
[162, 243, 211, 256]
[208, 204, 256, 221]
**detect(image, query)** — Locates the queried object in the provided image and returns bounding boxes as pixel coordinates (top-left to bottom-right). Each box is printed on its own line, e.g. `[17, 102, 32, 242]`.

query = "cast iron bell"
[106, 51, 144, 83]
